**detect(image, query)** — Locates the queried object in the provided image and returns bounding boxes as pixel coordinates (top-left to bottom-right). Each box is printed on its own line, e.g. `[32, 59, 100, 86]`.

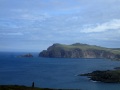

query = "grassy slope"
[53, 43, 120, 55]
[0, 85, 56, 90]
[0, 85, 79, 90]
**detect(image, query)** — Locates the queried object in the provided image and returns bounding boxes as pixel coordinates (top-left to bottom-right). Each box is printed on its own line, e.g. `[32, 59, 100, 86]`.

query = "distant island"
[39, 43, 120, 60]
[18, 53, 33, 57]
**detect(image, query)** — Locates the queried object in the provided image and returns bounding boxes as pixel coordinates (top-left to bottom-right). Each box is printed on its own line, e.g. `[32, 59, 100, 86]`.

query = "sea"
[0, 52, 120, 90]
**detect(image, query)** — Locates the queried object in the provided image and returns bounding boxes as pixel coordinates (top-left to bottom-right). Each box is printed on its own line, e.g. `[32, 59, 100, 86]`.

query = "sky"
[0, 0, 120, 52]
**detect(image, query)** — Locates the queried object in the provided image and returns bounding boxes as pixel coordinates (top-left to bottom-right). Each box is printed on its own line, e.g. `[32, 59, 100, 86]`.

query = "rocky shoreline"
[80, 69, 120, 83]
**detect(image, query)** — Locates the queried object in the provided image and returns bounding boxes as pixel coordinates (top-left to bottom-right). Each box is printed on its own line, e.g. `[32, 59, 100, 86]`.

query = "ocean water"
[0, 52, 120, 90]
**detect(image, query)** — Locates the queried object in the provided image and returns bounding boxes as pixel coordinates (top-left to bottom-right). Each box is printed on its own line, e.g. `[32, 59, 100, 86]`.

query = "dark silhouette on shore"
[32, 82, 34, 88]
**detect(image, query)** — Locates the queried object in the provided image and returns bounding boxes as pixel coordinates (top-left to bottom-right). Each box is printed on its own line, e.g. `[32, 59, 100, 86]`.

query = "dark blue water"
[0, 52, 120, 90]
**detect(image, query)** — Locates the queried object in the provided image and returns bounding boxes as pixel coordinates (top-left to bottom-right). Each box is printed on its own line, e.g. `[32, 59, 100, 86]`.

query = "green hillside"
[50, 43, 120, 54]
[39, 43, 120, 60]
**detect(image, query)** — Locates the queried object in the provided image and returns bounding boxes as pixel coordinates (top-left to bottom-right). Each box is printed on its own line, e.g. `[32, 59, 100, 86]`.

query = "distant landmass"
[39, 43, 120, 60]
[18, 53, 33, 57]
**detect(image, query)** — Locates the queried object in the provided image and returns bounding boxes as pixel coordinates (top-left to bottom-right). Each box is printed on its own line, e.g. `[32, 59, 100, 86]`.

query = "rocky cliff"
[39, 43, 120, 60]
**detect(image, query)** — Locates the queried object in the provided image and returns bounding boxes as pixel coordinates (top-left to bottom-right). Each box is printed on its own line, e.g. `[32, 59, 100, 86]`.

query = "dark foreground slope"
[39, 43, 120, 60]
[0, 85, 62, 90]
[0, 85, 52, 90]
[0, 85, 79, 90]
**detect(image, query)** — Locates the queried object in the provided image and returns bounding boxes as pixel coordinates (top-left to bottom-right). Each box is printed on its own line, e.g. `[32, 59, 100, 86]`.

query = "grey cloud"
[81, 19, 120, 33]
[0, 32, 23, 36]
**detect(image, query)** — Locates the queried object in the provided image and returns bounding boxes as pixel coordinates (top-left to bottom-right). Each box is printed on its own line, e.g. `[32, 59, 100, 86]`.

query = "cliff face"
[39, 43, 120, 60]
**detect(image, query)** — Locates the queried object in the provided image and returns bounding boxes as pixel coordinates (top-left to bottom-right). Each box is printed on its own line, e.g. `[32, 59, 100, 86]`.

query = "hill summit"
[39, 43, 120, 60]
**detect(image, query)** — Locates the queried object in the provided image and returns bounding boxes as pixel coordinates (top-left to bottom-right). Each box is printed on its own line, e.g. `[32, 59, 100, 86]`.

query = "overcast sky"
[0, 0, 120, 52]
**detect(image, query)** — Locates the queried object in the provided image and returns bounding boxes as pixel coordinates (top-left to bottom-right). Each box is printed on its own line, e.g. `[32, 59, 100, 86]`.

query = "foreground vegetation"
[0, 85, 59, 90]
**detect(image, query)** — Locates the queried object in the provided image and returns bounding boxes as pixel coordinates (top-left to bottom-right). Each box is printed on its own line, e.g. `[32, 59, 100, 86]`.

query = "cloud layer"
[0, 0, 120, 51]
[81, 19, 120, 33]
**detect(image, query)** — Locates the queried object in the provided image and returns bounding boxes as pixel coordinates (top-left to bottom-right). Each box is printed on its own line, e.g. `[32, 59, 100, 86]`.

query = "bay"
[0, 52, 120, 90]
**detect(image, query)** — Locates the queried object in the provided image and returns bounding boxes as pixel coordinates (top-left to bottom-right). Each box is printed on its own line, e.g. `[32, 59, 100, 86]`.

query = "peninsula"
[39, 43, 120, 60]
[80, 69, 120, 83]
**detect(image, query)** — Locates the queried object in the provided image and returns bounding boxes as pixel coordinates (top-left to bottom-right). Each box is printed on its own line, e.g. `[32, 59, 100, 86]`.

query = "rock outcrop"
[18, 53, 33, 57]
[80, 70, 120, 83]
[39, 43, 120, 60]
